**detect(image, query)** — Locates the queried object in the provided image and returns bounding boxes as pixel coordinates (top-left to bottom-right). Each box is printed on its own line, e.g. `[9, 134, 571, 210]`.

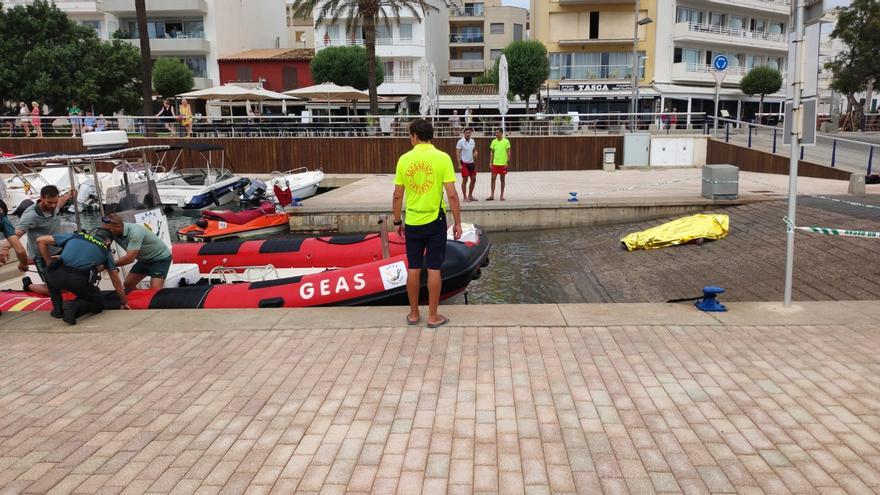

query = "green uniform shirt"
[116, 223, 171, 262]
[394, 143, 456, 226]
[17, 202, 62, 257]
[490, 137, 511, 166]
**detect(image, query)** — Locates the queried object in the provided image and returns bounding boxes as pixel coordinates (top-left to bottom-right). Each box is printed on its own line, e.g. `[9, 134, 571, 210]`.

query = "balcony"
[449, 59, 486, 72]
[448, 6, 484, 18]
[103, 0, 207, 14]
[557, 37, 636, 46]
[192, 77, 212, 89]
[319, 38, 425, 58]
[551, 64, 638, 81]
[383, 73, 416, 84]
[673, 22, 787, 52]
[449, 33, 484, 44]
[672, 62, 751, 84]
[123, 37, 210, 54]
[700, 0, 789, 16]
[558, 0, 633, 4]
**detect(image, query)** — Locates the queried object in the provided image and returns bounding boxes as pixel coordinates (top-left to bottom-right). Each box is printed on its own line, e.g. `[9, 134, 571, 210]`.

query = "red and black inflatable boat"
[0, 229, 490, 311]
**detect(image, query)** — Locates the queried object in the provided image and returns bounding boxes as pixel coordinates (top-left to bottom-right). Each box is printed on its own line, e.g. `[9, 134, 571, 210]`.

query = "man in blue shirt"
[37, 228, 129, 325]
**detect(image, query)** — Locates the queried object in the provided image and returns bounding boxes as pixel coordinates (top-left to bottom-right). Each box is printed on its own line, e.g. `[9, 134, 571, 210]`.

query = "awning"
[547, 87, 659, 100]
[653, 83, 784, 99]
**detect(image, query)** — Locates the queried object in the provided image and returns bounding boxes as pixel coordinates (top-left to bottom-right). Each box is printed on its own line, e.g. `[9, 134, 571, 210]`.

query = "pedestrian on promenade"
[486, 128, 511, 201]
[156, 99, 177, 136]
[0, 200, 26, 266]
[456, 127, 478, 202]
[102, 213, 172, 290]
[18, 102, 30, 137]
[669, 107, 678, 130]
[464, 107, 473, 128]
[12, 185, 76, 296]
[68, 100, 82, 136]
[179, 98, 193, 136]
[38, 228, 129, 325]
[392, 118, 462, 329]
[30, 102, 43, 138]
[449, 110, 462, 135]
[82, 111, 96, 133]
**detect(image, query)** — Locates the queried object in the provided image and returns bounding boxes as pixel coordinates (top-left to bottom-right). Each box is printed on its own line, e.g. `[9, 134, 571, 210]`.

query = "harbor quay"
[2, 302, 880, 494]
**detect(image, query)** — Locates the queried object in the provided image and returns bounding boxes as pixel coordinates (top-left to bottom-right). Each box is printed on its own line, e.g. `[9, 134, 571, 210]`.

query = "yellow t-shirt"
[490, 137, 511, 166]
[394, 143, 456, 226]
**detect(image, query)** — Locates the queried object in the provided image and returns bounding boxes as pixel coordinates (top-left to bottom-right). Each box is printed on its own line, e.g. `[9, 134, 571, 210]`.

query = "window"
[123, 17, 204, 38]
[398, 60, 413, 79]
[766, 57, 782, 70]
[237, 66, 253, 81]
[589, 12, 599, 39]
[81, 20, 101, 32]
[728, 16, 744, 30]
[682, 48, 700, 67]
[549, 51, 643, 80]
[490, 49, 502, 60]
[513, 23, 523, 41]
[768, 21, 784, 34]
[180, 57, 207, 77]
[282, 67, 299, 90]
[398, 23, 412, 40]
[490, 23, 504, 34]
[708, 12, 725, 26]
[751, 19, 765, 32]
[676, 7, 703, 24]
[376, 24, 392, 43]
[327, 24, 340, 40]
[384, 61, 394, 80]
[462, 51, 482, 60]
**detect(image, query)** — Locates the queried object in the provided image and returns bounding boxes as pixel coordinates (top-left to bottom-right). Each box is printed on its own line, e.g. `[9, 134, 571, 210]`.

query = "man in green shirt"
[487, 128, 511, 201]
[102, 213, 173, 290]
[392, 119, 462, 329]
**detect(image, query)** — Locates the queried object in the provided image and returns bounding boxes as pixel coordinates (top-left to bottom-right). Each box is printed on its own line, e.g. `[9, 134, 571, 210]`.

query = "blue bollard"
[725, 123, 730, 142]
[772, 128, 777, 153]
[748, 125, 753, 148]
[831, 140, 837, 167]
[695, 286, 727, 312]
[869, 147, 874, 176]
[568, 192, 578, 202]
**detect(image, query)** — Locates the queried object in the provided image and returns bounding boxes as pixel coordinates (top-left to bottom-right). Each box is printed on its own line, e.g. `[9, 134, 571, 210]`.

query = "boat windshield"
[158, 168, 232, 187]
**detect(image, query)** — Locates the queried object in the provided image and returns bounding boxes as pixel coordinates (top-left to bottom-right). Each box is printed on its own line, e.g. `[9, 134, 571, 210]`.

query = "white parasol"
[498, 54, 509, 131]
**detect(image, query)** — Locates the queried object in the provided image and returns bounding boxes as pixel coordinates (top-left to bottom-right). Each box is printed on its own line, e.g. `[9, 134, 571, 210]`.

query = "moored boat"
[177, 201, 290, 242]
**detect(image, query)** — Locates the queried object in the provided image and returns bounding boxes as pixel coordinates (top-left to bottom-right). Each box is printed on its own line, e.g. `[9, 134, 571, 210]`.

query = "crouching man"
[37, 228, 130, 325]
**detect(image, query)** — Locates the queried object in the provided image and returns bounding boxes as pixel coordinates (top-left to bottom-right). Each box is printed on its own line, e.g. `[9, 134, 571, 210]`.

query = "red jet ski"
[177, 202, 290, 242]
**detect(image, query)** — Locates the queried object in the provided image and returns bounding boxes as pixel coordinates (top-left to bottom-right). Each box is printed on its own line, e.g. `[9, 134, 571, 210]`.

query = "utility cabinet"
[650, 137, 694, 166]
[701, 164, 739, 200]
[623, 133, 650, 167]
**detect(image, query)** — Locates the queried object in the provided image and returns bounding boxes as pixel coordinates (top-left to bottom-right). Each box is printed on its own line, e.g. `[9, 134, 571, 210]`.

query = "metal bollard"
[869, 147, 874, 176]
[725, 122, 730, 142]
[748, 125, 753, 148]
[831, 139, 837, 168]
[800, 146, 804, 160]
[772, 128, 777, 153]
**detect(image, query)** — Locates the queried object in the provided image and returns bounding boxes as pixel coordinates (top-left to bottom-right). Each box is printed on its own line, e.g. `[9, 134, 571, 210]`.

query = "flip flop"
[406, 315, 420, 325]
[485, 197, 494, 201]
[426, 316, 449, 329]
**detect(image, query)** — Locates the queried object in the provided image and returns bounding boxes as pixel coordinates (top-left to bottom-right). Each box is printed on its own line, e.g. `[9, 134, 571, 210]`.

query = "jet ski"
[177, 201, 290, 242]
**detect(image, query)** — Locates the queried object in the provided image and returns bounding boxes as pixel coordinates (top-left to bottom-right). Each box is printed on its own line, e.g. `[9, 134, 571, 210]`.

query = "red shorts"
[460, 162, 476, 178]
[491, 165, 508, 175]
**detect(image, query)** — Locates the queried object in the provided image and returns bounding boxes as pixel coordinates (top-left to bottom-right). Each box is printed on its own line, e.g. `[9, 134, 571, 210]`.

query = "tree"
[0, 0, 142, 114]
[740, 66, 783, 124]
[494, 41, 549, 113]
[474, 67, 498, 86]
[290, 0, 438, 114]
[152, 58, 194, 98]
[135, 0, 153, 123]
[827, 0, 880, 130]
[311, 45, 383, 90]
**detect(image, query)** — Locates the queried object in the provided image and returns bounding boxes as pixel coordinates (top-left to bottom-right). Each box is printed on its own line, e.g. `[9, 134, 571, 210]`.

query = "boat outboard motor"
[241, 178, 268, 205]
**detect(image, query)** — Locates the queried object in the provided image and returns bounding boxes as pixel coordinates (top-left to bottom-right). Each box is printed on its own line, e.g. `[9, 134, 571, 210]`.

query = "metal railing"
[449, 6, 483, 16]
[0, 113, 711, 139]
[450, 33, 484, 43]
[680, 22, 788, 43]
[381, 74, 417, 83]
[550, 64, 637, 81]
[708, 116, 880, 176]
[449, 59, 486, 70]
[681, 62, 750, 76]
[322, 37, 422, 47]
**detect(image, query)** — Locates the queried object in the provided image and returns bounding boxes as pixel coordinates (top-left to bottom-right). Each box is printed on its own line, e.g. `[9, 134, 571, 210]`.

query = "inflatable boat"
[0, 227, 490, 311]
[177, 202, 290, 242]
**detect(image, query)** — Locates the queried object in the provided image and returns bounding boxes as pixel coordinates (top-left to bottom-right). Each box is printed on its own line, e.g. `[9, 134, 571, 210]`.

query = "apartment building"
[7, 0, 287, 90]
[530, 0, 657, 114]
[448, 0, 528, 84]
[653, 0, 789, 123]
[313, 3, 448, 97]
[285, 1, 314, 49]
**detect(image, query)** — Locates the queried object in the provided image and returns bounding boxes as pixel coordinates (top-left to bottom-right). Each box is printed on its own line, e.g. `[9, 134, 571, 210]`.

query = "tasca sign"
[558, 83, 631, 92]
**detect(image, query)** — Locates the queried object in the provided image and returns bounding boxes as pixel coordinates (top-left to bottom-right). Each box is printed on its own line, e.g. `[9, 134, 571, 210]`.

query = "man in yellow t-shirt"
[392, 119, 463, 329]
[487, 128, 511, 201]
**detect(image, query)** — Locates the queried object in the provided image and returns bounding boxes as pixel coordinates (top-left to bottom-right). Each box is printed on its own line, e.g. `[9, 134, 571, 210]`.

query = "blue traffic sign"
[713, 55, 729, 71]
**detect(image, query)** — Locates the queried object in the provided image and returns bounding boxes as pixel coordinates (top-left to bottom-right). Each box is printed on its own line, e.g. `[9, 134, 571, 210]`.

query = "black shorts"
[405, 212, 447, 270]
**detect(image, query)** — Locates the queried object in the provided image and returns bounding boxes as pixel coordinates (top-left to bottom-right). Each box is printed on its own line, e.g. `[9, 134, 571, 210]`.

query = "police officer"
[37, 228, 130, 325]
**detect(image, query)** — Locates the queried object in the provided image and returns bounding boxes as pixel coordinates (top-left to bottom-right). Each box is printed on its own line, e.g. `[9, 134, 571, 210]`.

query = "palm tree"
[135, 0, 153, 135]
[290, 0, 439, 114]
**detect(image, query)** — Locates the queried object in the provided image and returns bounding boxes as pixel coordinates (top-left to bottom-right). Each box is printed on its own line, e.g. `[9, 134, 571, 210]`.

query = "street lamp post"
[630, 5, 652, 131]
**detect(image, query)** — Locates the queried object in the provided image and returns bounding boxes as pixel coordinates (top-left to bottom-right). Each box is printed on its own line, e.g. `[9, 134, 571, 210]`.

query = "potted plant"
[552, 115, 573, 135]
[366, 116, 379, 136]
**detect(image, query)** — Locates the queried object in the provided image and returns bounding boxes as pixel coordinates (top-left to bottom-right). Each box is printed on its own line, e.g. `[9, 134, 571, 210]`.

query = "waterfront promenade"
[2, 302, 880, 494]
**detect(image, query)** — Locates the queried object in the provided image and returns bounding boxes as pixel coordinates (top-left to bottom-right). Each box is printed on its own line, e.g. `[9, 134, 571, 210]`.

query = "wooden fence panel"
[706, 140, 851, 180]
[0, 136, 621, 174]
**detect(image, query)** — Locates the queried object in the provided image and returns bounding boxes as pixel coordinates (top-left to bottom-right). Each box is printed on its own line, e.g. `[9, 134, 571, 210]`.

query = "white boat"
[153, 143, 249, 210]
[2, 163, 107, 212]
[264, 167, 324, 203]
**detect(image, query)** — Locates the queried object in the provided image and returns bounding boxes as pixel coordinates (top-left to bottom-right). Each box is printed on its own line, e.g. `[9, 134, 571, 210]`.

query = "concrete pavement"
[2, 303, 880, 494]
